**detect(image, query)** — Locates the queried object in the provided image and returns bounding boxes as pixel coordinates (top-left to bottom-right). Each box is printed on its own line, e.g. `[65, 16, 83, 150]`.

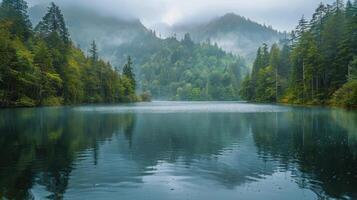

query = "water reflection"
[0, 103, 356, 200]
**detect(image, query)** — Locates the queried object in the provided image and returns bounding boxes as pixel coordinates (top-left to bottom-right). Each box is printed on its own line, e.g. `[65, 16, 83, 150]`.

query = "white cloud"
[27, 0, 337, 31]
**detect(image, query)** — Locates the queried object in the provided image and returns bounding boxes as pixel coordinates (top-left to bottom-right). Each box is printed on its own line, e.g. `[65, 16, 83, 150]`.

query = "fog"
[26, 0, 336, 31]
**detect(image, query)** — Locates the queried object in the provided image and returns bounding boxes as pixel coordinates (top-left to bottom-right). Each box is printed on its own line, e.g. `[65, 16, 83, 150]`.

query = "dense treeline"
[240, 0, 357, 107]
[0, 0, 137, 107]
[140, 33, 246, 100]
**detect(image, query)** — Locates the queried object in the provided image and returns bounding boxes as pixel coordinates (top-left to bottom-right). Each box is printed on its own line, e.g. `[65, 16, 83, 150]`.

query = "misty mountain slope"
[169, 13, 285, 62]
[29, 4, 152, 67]
[29, 4, 247, 100]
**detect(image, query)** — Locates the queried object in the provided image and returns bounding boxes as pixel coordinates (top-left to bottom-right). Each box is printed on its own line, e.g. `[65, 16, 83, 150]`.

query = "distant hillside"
[29, 5, 247, 100]
[29, 4, 152, 67]
[162, 13, 285, 62]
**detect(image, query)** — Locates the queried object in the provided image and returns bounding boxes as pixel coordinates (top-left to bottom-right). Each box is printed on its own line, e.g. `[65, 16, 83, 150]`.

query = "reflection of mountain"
[0, 104, 356, 199]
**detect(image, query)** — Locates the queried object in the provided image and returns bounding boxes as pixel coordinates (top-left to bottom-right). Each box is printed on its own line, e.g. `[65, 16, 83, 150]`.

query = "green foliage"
[240, 42, 283, 102]
[240, 0, 357, 107]
[35, 2, 69, 43]
[0, 1, 137, 107]
[140, 91, 152, 102]
[140, 37, 246, 100]
[0, 0, 32, 40]
[123, 56, 136, 91]
[331, 80, 357, 107]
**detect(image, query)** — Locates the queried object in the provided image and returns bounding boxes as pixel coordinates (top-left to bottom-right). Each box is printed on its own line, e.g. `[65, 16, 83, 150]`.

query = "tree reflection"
[0, 106, 356, 199]
[250, 108, 357, 199]
[0, 107, 136, 199]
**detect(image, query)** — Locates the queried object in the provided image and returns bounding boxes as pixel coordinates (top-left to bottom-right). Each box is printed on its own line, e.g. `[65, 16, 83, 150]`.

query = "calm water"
[0, 102, 356, 200]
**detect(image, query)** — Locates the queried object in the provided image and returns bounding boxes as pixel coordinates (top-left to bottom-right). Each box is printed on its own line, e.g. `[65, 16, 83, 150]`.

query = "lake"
[0, 102, 356, 200]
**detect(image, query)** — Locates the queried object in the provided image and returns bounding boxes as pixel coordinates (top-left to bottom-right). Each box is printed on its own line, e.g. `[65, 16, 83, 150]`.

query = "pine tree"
[33, 42, 62, 104]
[123, 56, 136, 91]
[182, 33, 194, 48]
[278, 43, 291, 78]
[35, 2, 70, 43]
[295, 16, 309, 40]
[252, 47, 263, 78]
[261, 43, 270, 67]
[269, 44, 280, 101]
[0, 0, 32, 40]
[333, 0, 345, 12]
[89, 40, 98, 63]
[310, 3, 327, 46]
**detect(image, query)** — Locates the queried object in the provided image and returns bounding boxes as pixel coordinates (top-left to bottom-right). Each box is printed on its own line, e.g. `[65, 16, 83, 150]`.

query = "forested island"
[240, 0, 357, 108]
[0, 1, 138, 107]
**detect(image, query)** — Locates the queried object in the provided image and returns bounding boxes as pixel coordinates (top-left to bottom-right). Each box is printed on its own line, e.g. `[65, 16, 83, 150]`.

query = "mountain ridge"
[164, 13, 285, 62]
[29, 5, 283, 65]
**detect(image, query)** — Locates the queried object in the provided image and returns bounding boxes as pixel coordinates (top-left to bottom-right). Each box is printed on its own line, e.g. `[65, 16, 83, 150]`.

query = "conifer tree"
[123, 56, 136, 91]
[89, 40, 99, 63]
[269, 44, 280, 101]
[35, 2, 70, 43]
[0, 0, 32, 40]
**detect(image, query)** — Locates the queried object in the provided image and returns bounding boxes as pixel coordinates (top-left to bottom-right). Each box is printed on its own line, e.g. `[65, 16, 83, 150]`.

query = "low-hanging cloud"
[26, 0, 336, 31]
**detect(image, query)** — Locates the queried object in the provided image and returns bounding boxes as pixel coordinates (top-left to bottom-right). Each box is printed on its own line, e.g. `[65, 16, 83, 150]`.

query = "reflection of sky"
[25, 102, 356, 199]
[30, 117, 315, 199]
[56, 132, 316, 200]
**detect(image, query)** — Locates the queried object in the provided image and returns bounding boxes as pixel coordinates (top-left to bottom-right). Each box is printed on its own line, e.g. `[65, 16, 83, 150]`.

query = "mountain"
[29, 4, 153, 67]
[29, 5, 247, 100]
[157, 13, 285, 62]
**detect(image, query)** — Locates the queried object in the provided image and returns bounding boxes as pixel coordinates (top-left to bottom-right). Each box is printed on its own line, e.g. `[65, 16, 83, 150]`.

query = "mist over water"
[0, 102, 356, 199]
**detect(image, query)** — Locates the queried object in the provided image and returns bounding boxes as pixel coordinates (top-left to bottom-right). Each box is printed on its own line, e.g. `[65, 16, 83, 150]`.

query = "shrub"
[331, 80, 357, 108]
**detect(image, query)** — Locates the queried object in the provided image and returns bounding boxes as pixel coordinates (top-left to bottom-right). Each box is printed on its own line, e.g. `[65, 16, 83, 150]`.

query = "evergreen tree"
[182, 33, 194, 48]
[241, 0, 356, 107]
[35, 2, 70, 44]
[269, 43, 280, 101]
[0, 0, 32, 40]
[310, 3, 327, 46]
[261, 43, 270, 67]
[0, 1, 137, 107]
[123, 56, 136, 91]
[33, 42, 62, 104]
[295, 16, 309, 40]
[89, 40, 98, 63]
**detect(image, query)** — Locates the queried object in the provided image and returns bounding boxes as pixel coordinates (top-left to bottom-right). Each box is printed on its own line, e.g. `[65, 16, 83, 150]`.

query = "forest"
[139, 33, 246, 100]
[0, 0, 138, 107]
[1, 0, 356, 107]
[240, 0, 357, 107]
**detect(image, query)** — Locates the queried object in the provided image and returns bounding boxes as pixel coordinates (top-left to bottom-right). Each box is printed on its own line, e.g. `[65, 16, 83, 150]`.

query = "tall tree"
[33, 42, 62, 104]
[182, 33, 194, 48]
[0, 0, 32, 40]
[269, 43, 280, 101]
[123, 56, 136, 91]
[89, 40, 98, 63]
[35, 2, 70, 44]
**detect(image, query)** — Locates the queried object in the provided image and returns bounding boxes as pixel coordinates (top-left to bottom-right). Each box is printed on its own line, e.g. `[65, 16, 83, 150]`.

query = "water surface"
[0, 102, 356, 199]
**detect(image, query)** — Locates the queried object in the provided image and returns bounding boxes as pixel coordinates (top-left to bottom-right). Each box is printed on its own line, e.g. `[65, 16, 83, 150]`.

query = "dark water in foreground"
[0, 102, 356, 200]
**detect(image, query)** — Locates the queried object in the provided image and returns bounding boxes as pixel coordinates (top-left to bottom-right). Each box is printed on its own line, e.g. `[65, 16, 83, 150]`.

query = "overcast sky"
[26, 0, 337, 31]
